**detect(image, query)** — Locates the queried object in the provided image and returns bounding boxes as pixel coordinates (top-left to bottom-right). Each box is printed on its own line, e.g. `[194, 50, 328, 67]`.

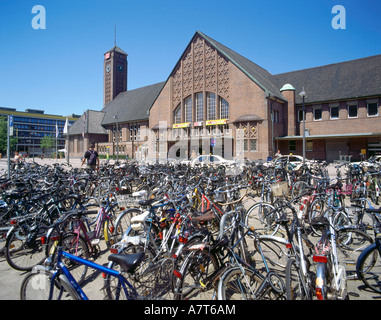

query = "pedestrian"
[14, 151, 23, 170]
[81, 144, 99, 170]
[275, 150, 282, 158]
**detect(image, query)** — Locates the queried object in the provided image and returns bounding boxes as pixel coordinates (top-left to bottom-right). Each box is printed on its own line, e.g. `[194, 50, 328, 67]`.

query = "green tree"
[40, 135, 54, 153]
[0, 116, 18, 155]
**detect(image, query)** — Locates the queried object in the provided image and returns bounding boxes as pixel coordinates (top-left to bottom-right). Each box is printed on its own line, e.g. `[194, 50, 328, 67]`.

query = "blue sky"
[0, 0, 380, 116]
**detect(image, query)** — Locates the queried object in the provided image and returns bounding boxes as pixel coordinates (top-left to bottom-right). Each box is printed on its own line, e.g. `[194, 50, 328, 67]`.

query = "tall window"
[348, 104, 358, 118]
[330, 106, 339, 119]
[207, 92, 216, 120]
[184, 97, 192, 122]
[313, 108, 322, 121]
[129, 123, 140, 141]
[220, 97, 229, 119]
[174, 104, 181, 123]
[367, 102, 378, 117]
[196, 93, 204, 121]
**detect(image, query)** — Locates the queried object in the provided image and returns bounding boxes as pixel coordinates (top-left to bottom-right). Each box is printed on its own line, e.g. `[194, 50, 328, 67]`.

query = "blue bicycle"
[19, 208, 152, 300]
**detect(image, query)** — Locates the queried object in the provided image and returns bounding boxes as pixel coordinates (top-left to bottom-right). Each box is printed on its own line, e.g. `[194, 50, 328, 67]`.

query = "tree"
[0, 116, 18, 156]
[40, 135, 54, 154]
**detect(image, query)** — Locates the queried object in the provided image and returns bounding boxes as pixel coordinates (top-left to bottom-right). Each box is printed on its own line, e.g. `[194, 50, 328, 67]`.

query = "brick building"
[69, 31, 381, 162]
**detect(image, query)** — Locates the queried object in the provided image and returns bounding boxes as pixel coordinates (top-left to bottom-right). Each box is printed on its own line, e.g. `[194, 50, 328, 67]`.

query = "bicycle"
[311, 215, 349, 300]
[20, 208, 169, 300]
[356, 206, 381, 293]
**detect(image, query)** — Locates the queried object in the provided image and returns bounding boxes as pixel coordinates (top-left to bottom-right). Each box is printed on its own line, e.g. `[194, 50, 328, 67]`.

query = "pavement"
[0, 157, 380, 300]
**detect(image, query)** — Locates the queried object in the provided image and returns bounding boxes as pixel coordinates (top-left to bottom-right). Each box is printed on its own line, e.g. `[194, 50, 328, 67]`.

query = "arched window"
[184, 97, 192, 122]
[174, 104, 181, 124]
[207, 92, 216, 120]
[220, 97, 229, 119]
[196, 93, 204, 121]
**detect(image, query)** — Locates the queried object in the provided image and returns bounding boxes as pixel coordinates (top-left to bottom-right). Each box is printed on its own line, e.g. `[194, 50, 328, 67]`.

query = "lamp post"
[299, 88, 307, 165]
[113, 115, 119, 162]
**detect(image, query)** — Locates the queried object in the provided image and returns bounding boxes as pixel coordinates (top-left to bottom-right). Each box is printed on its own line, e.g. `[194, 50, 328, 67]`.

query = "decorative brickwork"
[171, 35, 229, 109]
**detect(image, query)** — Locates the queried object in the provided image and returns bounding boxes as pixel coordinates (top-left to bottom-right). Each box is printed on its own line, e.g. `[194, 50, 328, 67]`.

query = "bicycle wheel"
[291, 181, 309, 198]
[336, 227, 373, 279]
[217, 266, 265, 300]
[285, 258, 313, 300]
[308, 197, 326, 235]
[174, 249, 219, 300]
[5, 219, 48, 271]
[104, 243, 156, 300]
[20, 267, 80, 300]
[113, 208, 141, 243]
[356, 242, 381, 293]
[332, 209, 352, 229]
[103, 214, 117, 248]
[245, 202, 279, 236]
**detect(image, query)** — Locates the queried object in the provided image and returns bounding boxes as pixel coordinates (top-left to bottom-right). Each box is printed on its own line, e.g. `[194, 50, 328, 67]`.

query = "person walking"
[81, 144, 99, 170]
[13, 151, 23, 170]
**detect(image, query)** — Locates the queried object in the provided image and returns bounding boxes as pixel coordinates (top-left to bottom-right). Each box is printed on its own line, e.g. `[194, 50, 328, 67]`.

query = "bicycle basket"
[116, 190, 148, 208]
[271, 181, 290, 197]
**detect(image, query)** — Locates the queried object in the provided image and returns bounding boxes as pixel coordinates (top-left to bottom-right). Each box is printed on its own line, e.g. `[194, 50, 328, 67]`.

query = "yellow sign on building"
[173, 122, 190, 129]
[206, 119, 228, 126]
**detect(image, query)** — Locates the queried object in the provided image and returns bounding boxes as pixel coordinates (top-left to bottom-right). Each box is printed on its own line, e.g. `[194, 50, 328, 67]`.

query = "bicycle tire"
[5, 220, 48, 271]
[217, 266, 265, 300]
[103, 214, 116, 248]
[291, 180, 309, 199]
[113, 208, 141, 243]
[245, 202, 279, 236]
[308, 197, 326, 235]
[356, 242, 381, 293]
[104, 243, 156, 300]
[335, 227, 373, 279]
[20, 267, 80, 300]
[174, 249, 219, 300]
[285, 258, 313, 300]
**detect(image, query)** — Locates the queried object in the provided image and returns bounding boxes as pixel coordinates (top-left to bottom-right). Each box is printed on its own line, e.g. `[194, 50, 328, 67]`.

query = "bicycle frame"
[48, 246, 136, 300]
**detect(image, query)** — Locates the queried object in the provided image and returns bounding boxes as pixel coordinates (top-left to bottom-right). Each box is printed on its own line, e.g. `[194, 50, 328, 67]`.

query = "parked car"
[265, 154, 316, 170]
[182, 154, 236, 166]
[352, 155, 381, 167]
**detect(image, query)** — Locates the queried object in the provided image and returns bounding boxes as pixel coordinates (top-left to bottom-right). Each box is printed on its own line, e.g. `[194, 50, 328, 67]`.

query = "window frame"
[330, 106, 339, 119]
[313, 107, 322, 121]
[220, 97, 229, 119]
[347, 104, 358, 118]
[367, 102, 379, 117]
[196, 93, 204, 122]
[174, 104, 182, 124]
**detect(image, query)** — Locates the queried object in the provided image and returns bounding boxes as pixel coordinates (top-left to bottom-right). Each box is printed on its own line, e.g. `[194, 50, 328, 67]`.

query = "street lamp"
[113, 115, 119, 162]
[299, 88, 307, 165]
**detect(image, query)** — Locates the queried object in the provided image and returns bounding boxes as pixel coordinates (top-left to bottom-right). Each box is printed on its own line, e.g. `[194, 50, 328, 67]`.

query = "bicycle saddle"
[108, 252, 145, 274]
[138, 198, 156, 206]
[192, 209, 215, 222]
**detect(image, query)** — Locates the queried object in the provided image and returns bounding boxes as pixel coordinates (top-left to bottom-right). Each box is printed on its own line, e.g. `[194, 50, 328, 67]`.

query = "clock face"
[117, 64, 124, 72]
[106, 64, 111, 73]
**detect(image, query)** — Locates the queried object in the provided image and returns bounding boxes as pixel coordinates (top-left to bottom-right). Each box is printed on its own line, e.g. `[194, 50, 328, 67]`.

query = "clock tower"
[103, 45, 128, 106]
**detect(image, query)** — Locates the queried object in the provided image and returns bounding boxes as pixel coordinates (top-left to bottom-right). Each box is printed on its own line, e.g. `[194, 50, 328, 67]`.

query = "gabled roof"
[69, 110, 107, 135]
[272, 54, 381, 104]
[101, 81, 166, 125]
[196, 31, 286, 101]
